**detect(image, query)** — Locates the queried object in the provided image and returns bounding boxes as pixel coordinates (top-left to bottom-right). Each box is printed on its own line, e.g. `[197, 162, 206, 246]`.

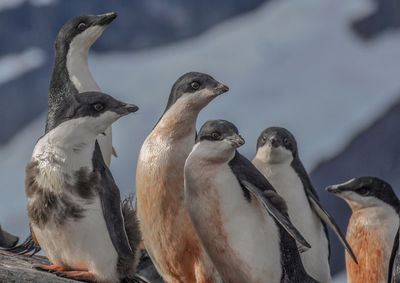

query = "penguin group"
[2, 12, 400, 283]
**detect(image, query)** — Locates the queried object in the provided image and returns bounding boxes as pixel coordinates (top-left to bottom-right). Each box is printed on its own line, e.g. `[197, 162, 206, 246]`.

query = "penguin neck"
[65, 44, 100, 93]
[47, 43, 99, 132]
[155, 98, 200, 141]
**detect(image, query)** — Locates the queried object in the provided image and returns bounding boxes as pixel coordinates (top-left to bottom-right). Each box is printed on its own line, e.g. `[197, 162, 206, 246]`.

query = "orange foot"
[57, 270, 96, 282]
[34, 264, 66, 273]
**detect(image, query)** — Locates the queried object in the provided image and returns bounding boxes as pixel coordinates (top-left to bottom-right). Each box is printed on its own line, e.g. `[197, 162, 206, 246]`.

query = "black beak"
[214, 83, 229, 95]
[125, 104, 139, 113]
[227, 134, 245, 148]
[326, 185, 341, 194]
[269, 137, 279, 148]
[97, 12, 118, 26]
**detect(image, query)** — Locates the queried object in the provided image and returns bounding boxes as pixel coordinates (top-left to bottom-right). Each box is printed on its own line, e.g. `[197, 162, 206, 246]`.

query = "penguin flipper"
[241, 179, 310, 250]
[93, 142, 135, 260]
[1, 225, 41, 256]
[388, 227, 400, 283]
[228, 152, 310, 250]
[307, 194, 358, 264]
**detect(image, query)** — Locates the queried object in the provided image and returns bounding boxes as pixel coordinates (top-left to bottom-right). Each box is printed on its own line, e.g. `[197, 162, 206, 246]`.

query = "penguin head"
[255, 127, 298, 164]
[164, 72, 229, 113]
[326, 177, 400, 211]
[53, 91, 138, 136]
[194, 119, 244, 162]
[55, 12, 117, 52]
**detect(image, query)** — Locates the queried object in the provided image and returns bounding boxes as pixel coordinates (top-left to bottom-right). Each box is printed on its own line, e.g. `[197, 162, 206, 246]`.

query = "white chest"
[32, 196, 119, 282]
[185, 162, 282, 283]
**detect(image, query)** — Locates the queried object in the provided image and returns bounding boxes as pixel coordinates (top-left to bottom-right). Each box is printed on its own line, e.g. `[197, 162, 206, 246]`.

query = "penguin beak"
[124, 104, 139, 113]
[214, 83, 229, 95]
[269, 136, 279, 148]
[227, 134, 245, 148]
[115, 104, 139, 116]
[325, 185, 340, 194]
[96, 12, 118, 26]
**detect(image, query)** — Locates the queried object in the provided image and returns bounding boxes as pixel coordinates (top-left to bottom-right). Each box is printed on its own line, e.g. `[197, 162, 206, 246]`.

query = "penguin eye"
[77, 22, 87, 31]
[283, 137, 289, 145]
[211, 132, 220, 140]
[93, 103, 104, 112]
[191, 81, 200, 90]
[262, 135, 267, 141]
[357, 187, 368, 195]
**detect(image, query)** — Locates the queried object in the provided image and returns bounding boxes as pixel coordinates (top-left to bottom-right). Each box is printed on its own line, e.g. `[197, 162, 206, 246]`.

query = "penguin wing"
[228, 152, 310, 250]
[1, 225, 40, 256]
[388, 227, 400, 283]
[307, 193, 358, 264]
[291, 158, 358, 264]
[93, 142, 135, 260]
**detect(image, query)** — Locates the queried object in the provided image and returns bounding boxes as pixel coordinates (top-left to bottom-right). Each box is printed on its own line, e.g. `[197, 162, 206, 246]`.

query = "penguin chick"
[253, 127, 357, 282]
[136, 72, 228, 283]
[27, 91, 142, 283]
[327, 177, 400, 283]
[184, 119, 318, 283]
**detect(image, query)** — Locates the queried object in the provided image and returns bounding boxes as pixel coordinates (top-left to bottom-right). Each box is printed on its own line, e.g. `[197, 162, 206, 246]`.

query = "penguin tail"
[1, 233, 41, 256]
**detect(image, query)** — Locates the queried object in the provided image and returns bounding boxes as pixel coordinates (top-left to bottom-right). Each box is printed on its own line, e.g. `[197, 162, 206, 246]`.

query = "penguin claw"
[33, 264, 66, 273]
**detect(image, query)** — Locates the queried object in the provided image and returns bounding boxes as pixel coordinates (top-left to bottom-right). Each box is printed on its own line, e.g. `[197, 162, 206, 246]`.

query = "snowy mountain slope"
[1, 0, 400, 275]
[0, 0, 269, 144]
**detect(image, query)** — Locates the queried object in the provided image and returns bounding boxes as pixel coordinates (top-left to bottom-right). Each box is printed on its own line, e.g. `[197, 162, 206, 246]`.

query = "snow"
[1, 2, 400, 276]
[0, 48, 45, 85]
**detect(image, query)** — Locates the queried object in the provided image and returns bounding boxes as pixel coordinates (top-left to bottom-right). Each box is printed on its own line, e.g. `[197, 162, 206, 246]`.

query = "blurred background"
[1, 0, 400, 281]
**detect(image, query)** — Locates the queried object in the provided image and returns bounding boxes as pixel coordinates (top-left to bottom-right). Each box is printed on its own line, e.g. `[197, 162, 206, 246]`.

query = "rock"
[0, 250, 73, 283]
[0, 249, 162, 282]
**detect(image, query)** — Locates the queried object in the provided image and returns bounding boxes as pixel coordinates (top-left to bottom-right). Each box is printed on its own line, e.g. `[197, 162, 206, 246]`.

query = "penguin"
[26, 91, 144, 282]
[46, 12, 118, 164]
[6, 12, 118, 257]
[252, 127, 357, 282]
[0, 225, 18, 248]
[184, 119, 317, 283]
[326, 177, 400, 283]
[136, 72, 229, 283]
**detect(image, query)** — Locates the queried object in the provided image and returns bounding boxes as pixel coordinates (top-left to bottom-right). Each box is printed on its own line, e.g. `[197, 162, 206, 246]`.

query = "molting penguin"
[7, 12, 118, 257]
[27, 91, 144, 282]
[327, 177, 400, 283]
[136, 72, 228, 283]
[253, 127, 357, 282]
[184, 119, 317, 283]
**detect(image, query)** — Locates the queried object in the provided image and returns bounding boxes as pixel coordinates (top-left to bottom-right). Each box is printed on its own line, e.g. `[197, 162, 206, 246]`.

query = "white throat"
[66, 27, 103, 92]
